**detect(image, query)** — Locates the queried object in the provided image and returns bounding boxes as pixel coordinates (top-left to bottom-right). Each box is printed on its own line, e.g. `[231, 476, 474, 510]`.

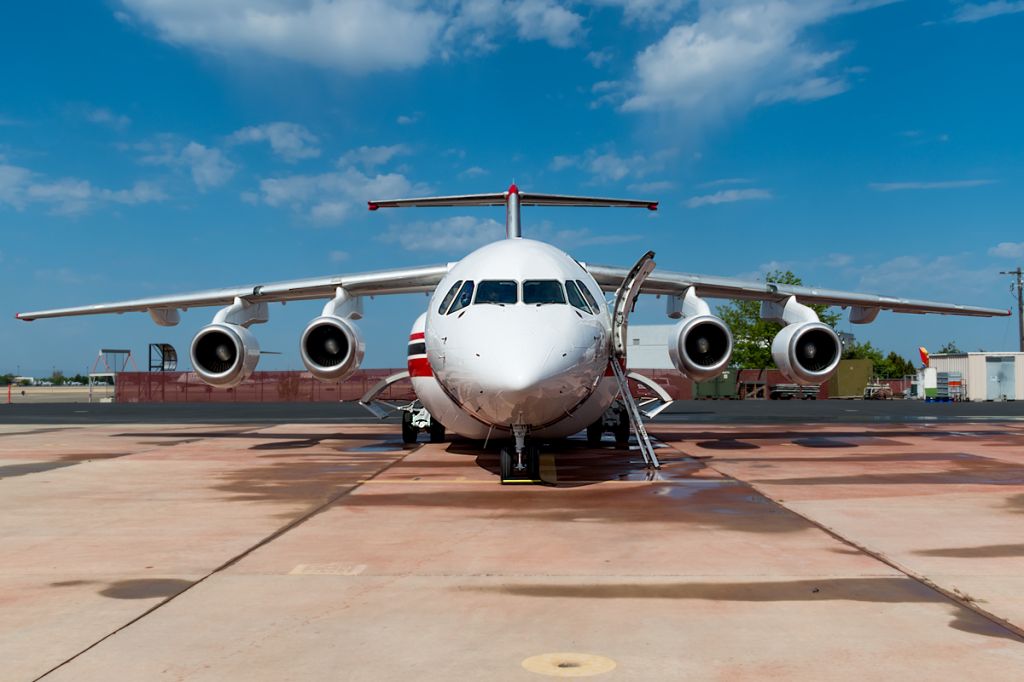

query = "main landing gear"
[586, 400, 631, 448]
[500, 424, 542, 485]
[401, 406, 446, 445]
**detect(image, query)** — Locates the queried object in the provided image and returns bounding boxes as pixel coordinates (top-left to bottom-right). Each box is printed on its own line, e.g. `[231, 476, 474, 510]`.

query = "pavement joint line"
[31, 442, 422, 681]
[667, 437, 1024, 643]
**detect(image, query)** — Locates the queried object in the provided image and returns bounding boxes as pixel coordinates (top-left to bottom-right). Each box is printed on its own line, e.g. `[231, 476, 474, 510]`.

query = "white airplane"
[17, 185, 1009, 483]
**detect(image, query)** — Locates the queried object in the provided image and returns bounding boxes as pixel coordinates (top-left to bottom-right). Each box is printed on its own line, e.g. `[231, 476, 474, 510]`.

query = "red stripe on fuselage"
[408, 356, 433, 377]
[409, 332, 425, 341]
[604, 357, 626, 376]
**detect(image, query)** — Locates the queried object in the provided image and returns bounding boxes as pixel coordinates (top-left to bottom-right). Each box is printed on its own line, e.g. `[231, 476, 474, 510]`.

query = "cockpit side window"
[523, 280, 566, 305]
[438, 280, 463, 314]
[576, 280, 602, 313]
[448, 281, 475, 314]
[565, 280, 591, 313]
[475, 280, 518, 305]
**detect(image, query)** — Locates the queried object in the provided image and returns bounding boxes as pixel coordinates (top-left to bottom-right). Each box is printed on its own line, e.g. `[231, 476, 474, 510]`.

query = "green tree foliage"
[717, 270, 841, 369]
[842, 341, 916, 378]
[938, 340, 962, 354]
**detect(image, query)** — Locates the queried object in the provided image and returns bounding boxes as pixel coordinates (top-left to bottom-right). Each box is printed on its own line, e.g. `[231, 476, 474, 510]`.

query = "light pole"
[999, 267, 1024, 352]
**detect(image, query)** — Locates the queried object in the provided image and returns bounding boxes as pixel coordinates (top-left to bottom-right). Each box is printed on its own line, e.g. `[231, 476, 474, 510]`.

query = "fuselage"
[413, 239, 616, 439]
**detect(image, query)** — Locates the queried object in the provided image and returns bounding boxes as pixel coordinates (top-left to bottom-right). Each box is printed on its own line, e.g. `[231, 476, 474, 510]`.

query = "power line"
[998, 267, 1024, 352]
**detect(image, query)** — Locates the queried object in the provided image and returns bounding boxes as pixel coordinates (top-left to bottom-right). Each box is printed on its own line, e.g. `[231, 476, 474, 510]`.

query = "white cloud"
[549, 147, 676, 183]
[382, 215, 504, 252]
[686, 188, 773, 207]
[627, 180, 674, 193]
[591, 0, 689, 23]
[84, 106, 131, 130]
[951, 1, 1024, 23]
[229, 122, 320, 162]
[180, 142, 236, 191]
[380, 215, 638, 253]
[868, 179, 995, 191]
[989, 242, 1024, 259]
[99, 181, 168, 205]
[328, 250, 350, 263]
[855, 254, 997, 296]
[825, 252, 853, 267]
[459, 166, 488, 179]
[512, 0, 584, 48]
[586, 49, 613, 67]
[118, 0, 445, 73]
[117, 0, 586, 74]
[620, 1, 894, 119]
[698, 177, 753, 188]
[0, 162, 166, 214]
[255, 166, 429, 224]
[339, 144, 411, 170]
[396, 112, 421, 125]
[137, 138, 236, 191]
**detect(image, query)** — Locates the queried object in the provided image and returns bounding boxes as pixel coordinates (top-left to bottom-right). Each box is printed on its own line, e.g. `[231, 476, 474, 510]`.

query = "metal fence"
[115, 369, 696, 403]
[115, 370, 417, 403]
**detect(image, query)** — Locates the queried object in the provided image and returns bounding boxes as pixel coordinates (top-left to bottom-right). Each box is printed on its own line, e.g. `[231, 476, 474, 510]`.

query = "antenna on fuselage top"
[367, 184, 658, 240]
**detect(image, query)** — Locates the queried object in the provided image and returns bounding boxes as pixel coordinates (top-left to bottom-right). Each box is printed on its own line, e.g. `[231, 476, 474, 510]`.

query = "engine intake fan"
[772, 322, 841, 385]
[190, 323, 260, 388]
[300, 315, 364, 381]
[668, 315, 733, 381]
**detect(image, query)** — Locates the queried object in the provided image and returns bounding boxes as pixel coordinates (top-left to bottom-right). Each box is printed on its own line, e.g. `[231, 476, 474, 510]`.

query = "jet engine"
[668, 315, 733, 381]
[771, 322, 842, 385]
[300, 315, 364, 381]
[190, 323, 261, 388]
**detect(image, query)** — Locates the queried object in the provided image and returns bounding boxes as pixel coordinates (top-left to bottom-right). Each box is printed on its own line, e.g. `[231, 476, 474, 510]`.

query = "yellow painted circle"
[521, 652, 617, 678]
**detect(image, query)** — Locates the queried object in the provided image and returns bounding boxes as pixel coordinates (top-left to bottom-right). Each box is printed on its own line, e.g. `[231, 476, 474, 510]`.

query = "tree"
[938, 341, 962, 354]
[878, 352, 916, 378]
[717, 270, 841, 369]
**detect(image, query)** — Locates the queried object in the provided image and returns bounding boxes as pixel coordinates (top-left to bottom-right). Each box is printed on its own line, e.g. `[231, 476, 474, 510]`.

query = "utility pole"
[999, 267, 1024, 352]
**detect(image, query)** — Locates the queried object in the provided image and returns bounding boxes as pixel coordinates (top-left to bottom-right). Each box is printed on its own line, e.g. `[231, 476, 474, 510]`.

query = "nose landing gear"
[500, 424, 542, 484]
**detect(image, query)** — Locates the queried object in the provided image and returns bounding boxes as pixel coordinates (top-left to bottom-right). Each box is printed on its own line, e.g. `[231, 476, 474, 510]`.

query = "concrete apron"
[0, 421, 1022, 681]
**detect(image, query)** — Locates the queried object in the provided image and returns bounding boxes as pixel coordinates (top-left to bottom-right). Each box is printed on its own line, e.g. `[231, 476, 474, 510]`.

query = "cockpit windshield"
[523, 280, 566, 305]
[475, 280, 518, 305]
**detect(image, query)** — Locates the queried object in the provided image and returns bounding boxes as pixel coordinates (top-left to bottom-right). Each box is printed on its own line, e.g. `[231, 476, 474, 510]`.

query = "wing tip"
[367, 202, 379, 211]
[647, 202, 659, 211]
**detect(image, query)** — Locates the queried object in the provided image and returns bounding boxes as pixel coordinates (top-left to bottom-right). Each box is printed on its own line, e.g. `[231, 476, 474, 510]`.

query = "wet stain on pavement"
[0, 461, 79, 478]
[915, 543, 1024, 558]
[100, 578, 192, 600]
[477, 577, 947, 603]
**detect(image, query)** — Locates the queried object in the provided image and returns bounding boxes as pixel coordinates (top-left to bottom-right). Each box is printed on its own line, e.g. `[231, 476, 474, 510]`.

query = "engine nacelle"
[190, 323, 260, 388]
[771, 322, 842, 385]
[300, 315, 364, 381]
[668, 315, 733, 381]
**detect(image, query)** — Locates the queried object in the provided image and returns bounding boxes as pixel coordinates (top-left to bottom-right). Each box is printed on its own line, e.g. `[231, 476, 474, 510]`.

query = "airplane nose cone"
[435, 308, 606, 427]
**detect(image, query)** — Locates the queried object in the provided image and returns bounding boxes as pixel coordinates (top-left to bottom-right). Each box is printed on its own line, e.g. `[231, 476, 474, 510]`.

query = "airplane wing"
[16, 264, 450, 321]
[585, 264, 1010, 319]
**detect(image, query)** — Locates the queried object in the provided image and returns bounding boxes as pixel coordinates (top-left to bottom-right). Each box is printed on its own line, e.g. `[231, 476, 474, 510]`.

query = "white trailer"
[930, 352, 1024, 401]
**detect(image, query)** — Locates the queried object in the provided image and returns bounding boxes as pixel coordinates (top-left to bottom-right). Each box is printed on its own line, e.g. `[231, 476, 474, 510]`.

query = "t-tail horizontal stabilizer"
[368, 183, 658, 239]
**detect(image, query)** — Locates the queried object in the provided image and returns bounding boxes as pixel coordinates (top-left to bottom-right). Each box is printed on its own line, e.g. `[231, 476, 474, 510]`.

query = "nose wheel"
[500, 424, 542, 484]
[500, 445, 541, 484]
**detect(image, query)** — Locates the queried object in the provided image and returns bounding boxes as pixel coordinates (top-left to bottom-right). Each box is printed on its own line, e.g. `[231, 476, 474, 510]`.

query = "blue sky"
[2, 0, 1023, 376]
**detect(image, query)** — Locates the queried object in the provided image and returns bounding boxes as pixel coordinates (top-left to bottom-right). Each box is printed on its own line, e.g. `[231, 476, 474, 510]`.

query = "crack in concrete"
[682, 446, 1024, 643]
[32, 443, 419, 681]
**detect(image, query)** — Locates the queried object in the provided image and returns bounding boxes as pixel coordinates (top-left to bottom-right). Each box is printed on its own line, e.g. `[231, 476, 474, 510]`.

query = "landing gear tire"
[401, 411, 418, 445]
[500, 445, 540, 484]
[586, 420, 604, 446]
[428, 419, 446, 443]
[614, 414, 631, 449]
